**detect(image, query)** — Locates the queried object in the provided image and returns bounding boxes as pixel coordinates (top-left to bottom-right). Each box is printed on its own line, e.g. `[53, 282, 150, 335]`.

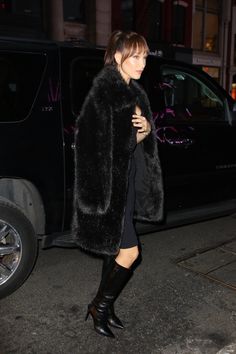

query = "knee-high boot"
[85, 260, 132, 338]
[100, 256, 124, 329]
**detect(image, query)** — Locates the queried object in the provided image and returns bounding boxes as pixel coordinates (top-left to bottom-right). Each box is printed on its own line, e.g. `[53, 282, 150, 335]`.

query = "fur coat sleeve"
[72, 65, 164, 255]
[74, 84, 113, 215]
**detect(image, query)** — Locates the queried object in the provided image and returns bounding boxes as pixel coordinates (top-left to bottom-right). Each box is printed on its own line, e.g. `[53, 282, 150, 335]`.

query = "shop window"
[63, 0, 85, 23]
[232, 84, 236, 101]
[232, 75, 236, 100]
[13, 1, 41, 16]
[193, 0, 220, 53]
[0, 0, 11, 13]
[0, 52, 46, 122]
[148, 0, 163, 43]
[0, 0, 42, 31]
[234, 34, 236, 66]
[205, 12, 219, 52]
[0, 0, 41, 16]
[133, 0, 163, 44]
[202, 66, 220, 83]
[172, 4, 186, 45]
[196, 0, 204, 5]
[121, 0, 133, 30]
[207, 0, 220, 11]
[193, 9, 203, 50]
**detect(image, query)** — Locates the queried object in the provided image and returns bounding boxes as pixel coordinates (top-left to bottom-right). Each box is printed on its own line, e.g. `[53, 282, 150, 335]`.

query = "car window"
[70, 57, 103, 116]
[0, 52, 46, 123]
[159, 66, 225, 123]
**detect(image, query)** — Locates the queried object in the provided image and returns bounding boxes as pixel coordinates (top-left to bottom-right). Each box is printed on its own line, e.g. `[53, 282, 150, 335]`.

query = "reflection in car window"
[70, 57, 103, 116]
[0, 52, 46, 122]
[160, 66, 224, 122]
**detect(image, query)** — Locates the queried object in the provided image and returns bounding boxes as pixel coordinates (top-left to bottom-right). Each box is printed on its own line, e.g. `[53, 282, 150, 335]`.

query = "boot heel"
[85, 307, 90, 321]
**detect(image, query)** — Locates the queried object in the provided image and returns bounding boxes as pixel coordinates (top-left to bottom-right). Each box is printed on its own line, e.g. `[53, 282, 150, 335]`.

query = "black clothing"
[120, 155, 138, 248]
[120, 125, 138, 249]
[72, 64, 164, 255]
[86, 260, 133, 337]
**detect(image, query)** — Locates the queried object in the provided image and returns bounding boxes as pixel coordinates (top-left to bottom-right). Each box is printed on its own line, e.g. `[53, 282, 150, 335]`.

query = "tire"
[0, 199, 38, 299]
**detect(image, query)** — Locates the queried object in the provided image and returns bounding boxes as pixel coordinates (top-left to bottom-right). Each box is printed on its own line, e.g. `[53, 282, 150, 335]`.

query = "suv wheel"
[0, 199, 38, 299]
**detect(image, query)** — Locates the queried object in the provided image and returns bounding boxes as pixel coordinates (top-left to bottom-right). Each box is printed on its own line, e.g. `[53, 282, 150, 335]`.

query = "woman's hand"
[132, 114, 151, 143]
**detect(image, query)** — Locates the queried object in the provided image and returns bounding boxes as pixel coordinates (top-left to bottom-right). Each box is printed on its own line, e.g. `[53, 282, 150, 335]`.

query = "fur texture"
[72, 65, 164, 255]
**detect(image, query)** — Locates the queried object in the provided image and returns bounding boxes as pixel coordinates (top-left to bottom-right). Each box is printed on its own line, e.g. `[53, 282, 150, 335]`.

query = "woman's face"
[115, 50, 148, 84]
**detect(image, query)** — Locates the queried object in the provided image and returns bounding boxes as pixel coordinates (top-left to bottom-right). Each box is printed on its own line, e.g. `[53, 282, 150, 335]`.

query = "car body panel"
[0, 38, 236, 239]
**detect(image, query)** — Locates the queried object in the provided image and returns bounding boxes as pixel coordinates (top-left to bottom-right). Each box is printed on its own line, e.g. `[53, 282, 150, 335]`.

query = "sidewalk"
[1, 215, 236, 353]
[161, 342, 236, 354]
[217, 344, 236, 354]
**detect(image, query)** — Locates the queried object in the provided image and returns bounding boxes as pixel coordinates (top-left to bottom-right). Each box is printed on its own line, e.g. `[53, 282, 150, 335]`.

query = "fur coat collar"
[72, 65, 163, 255]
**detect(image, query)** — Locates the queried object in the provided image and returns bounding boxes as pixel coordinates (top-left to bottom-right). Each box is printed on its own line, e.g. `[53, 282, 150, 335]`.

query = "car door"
[143, 57, 236, 213]
[61, 50, 103, 228]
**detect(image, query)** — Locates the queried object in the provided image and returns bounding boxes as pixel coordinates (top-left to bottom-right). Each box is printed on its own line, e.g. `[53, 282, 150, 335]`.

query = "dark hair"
[104, 30, 149, 66]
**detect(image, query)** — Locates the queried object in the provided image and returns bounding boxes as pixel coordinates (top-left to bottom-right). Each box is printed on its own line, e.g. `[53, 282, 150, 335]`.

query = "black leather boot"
[85, 260, 132, 338]
[101, 256, 124, 329]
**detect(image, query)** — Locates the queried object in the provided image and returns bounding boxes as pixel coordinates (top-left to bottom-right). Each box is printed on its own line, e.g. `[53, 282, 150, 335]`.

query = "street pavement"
[1, 215, 236, 354]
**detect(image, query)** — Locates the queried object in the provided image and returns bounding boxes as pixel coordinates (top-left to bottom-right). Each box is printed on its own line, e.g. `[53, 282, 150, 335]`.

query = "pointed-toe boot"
[100, 256, 128, 329]
[86, 260, 132, 338]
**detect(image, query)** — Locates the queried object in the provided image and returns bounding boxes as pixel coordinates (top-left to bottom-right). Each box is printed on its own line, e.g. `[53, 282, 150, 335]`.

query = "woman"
[72, 30, 164, 338]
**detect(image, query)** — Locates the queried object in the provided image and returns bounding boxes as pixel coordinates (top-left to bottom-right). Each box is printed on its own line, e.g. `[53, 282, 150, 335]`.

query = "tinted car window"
[0, 52, 46, 122]
[160, 66, 224, 123]
[70, 57, 103, 116]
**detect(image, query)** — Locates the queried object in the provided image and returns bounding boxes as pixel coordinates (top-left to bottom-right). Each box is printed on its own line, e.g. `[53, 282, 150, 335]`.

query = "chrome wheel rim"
[0, 220, 22, 286]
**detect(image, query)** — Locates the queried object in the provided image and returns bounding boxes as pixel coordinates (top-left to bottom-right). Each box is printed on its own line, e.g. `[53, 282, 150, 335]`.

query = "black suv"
[0, 38, 236, 299]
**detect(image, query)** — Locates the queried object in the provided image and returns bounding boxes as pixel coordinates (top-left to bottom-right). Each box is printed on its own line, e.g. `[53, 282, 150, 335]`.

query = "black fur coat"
[72, 64, 164, 255]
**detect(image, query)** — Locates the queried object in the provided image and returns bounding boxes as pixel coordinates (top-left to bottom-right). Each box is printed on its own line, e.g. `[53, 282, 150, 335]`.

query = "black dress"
[120, 126, 138, 249]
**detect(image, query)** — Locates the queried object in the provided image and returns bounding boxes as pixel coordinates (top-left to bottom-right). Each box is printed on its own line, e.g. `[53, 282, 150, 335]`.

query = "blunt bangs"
[104, 31, 149, 66]
[120, 35, 149, 65]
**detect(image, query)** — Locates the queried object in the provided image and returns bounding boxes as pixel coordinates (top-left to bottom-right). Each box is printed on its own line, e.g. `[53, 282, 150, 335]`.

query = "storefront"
[192, 53, 221, 83]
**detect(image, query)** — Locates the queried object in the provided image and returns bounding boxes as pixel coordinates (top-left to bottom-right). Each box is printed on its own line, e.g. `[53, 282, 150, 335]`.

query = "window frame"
[0, 50, 48, 124]
[193, 0, 221, 53]
[69, 55, 103, 117]
[147, 0, 163, 44]
[172, 2, 187, 45]
[159, 64, 228, 125]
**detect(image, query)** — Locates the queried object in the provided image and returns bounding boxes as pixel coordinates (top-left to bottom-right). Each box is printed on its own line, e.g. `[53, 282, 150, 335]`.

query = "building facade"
[112, 0, 234, 93]
[112, 0, 193, 64]
[228, 0, 236, 99]
[192, 0, 232, 92]
[0, 0, 235, 95]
